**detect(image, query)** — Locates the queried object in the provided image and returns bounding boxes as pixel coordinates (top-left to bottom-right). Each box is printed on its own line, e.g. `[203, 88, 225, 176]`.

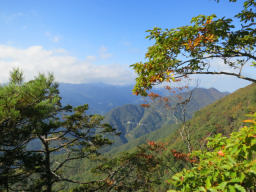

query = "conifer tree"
[0, 69, 117, 192]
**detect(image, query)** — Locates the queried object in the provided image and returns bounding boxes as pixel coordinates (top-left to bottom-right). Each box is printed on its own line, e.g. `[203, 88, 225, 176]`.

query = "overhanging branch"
[178, 71, 256, 83]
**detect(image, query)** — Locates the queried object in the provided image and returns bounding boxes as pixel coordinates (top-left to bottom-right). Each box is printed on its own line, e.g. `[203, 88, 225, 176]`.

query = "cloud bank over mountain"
[0, 44, 136, 85]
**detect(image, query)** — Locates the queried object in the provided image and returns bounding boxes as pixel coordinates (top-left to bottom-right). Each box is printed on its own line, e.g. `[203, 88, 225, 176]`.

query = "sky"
[0, 0, 253, 92]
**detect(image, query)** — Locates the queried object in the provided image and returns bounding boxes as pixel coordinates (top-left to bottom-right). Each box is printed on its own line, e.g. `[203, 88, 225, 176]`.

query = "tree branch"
[53, 153, 89, 172]
[179, 71, 256, 83]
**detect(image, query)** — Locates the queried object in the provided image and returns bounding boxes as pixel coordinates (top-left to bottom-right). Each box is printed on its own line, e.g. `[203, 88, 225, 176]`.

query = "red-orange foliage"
[105, 178, 115, 186]
[140, 103, 150, 108]
[162, 97, 169, 102]
[171, 149, 198, 163]
[165, 85, 172, 90]
[217, 150, 225, 157]
[176, 95, 183, 100]
[148, 92, 160, 100]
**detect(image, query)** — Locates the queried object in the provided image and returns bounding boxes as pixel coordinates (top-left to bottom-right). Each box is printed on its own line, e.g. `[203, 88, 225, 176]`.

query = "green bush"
[168, 113, 256, 192]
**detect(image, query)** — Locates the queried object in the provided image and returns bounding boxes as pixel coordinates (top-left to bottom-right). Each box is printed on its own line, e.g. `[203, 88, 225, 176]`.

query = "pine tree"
[0, 69, 117, 192]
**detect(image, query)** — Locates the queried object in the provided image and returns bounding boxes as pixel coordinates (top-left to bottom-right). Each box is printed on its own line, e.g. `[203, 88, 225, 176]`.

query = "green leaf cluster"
[168, 113, 256, 192]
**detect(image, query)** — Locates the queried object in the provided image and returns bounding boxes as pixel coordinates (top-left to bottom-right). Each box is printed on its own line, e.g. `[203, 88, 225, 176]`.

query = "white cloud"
[45, 32, 61, 43]
[99, 46, 112, 59]
[0, 45, 135, 85]
[86, 55, 97, 61]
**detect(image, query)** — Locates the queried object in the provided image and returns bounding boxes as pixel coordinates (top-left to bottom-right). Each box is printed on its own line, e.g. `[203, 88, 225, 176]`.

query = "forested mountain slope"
[165, 83, 256, 152]
[103, 87, 228, 151]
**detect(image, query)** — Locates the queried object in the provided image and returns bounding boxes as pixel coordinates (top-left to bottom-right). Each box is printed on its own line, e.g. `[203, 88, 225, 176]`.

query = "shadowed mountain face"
[103, 87, 228, 150]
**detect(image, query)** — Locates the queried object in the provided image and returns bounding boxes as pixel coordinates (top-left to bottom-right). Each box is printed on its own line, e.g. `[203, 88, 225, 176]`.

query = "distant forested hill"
[103, 87, 228, 152]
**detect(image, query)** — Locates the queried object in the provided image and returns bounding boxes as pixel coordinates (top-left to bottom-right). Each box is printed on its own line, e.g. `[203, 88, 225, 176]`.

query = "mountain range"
[59, 83, 144, 114]
[103, 87, 228, 152]
[58, 83, 229, 151]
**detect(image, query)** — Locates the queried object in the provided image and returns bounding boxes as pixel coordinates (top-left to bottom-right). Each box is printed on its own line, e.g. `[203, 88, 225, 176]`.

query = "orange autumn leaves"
[183, 19, 216, 51]
[243, 119, 256, 124]
[136, 141, 167, 160]
[171, 149, 198, 164]
[139, 86, 189, 108]
[217, 150, 225, 157]
[147, 141, 167, 151]
[148, 70, 176, 84]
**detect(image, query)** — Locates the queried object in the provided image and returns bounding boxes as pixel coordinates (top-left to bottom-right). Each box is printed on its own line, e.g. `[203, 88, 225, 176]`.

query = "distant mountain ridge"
[103, 87, 228, 151]
[59, 83, 144, 114]
[59, 83, 228, 115]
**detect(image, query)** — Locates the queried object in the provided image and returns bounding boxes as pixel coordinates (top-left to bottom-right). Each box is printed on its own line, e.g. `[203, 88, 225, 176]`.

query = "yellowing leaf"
[243, 119, 254, 123]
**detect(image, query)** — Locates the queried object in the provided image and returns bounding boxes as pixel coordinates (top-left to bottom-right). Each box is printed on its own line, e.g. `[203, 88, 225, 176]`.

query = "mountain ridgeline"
[103, 87, 228, 152]
[59, 83, 144, 114]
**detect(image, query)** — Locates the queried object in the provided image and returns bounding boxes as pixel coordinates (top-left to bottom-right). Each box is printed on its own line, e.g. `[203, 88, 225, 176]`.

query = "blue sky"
[0, 0, 252, 92]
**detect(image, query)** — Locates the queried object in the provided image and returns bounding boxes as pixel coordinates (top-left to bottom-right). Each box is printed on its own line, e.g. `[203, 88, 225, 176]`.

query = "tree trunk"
[44, 137, 52, 192]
